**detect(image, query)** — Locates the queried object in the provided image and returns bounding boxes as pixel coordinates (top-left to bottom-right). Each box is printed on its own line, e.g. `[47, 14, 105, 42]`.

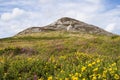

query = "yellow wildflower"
[93, 68, 98, 72]
[82, 78, 86, 80]
[38, 78, 43, 80]
[0, 59, 4, 63]
[92, 76, 97, 80]
[114, 74, 119, 80]
[72, 77, 78, 80]
[110, 71, 115, 75]
[65, 78, 69, 80]
[97, 74, 101, 79]
[111, 63, 116, 66]
[88, 63, 92, 67]
[59, 78, 63, 80]
[102, 73, 106, 78]
[103, 70, 107, 73]
[59, 56, 66, 59]
[75, 72, 79, 77]
[92, 62, 96, 65]
[96, 59, 100, 63]
[27, 58, 32, 61]
[79, 73, 82, 77]
[60, 70, 64, 73]
[114, 67, 117, 71]
[69, 74, 73, 77]
[19, 77, 22, 80]
[48, 76, 52, 80]
[50, 56, 55, 63]
[81, 66, 86, 72]
[109, 68, 112, 71]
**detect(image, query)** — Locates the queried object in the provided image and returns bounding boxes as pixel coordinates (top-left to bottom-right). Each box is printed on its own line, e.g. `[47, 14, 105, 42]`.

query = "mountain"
[17, 17, 114, 36]
[0, 17, 120, 80]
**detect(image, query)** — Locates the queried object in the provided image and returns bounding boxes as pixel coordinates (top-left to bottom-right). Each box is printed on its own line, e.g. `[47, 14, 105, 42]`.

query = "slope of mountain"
[17, 17, 114, 36]
[0, 17, 120, 80]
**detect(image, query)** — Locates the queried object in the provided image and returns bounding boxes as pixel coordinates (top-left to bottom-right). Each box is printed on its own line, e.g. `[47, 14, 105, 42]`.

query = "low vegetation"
[0, 31, 120, 80]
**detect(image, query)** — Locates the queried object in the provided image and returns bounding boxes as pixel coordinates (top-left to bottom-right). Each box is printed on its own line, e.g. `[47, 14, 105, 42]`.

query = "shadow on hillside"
[0, 36, 69, 41]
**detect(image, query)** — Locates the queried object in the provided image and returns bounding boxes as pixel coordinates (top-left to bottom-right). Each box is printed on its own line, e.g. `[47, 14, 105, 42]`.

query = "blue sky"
[0, 0, 120, 38]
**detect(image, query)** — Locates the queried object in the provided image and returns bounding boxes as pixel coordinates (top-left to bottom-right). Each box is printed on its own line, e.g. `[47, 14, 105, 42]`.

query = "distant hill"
[17, 17, 114, 36]
[0, 17, 120, 80]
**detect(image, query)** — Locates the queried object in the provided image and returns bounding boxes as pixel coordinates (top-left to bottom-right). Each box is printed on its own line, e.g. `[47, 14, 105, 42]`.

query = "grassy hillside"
[0, 31, 120, 80]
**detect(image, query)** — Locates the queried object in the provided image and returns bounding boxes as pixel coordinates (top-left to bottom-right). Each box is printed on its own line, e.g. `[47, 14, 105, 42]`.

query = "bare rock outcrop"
[17, 17, 114, 36]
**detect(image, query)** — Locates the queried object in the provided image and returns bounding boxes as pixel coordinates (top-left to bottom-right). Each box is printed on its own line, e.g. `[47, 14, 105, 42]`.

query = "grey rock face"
[17, 17, 114, 36]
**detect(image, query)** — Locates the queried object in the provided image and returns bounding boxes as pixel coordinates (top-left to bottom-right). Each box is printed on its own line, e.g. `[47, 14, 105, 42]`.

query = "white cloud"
[85, 0, 101, 4]
[1, 8, 25, 21]
[105, 23, 116, 32]
[39, 0, 54, 4]
[41, 0, 104, 22]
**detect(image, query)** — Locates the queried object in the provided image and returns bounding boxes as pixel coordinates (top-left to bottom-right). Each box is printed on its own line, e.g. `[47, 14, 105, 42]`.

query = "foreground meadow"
[0, 52, 120, 80]
[0, 31, 120, 80]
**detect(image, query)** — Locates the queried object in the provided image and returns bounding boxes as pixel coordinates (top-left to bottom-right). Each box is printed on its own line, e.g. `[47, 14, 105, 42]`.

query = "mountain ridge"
[0, 17, 120, 80]
[17, 17, 114, 36]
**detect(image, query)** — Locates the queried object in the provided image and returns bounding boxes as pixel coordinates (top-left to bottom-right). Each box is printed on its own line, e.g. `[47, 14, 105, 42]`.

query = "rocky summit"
[17, 17, 114, 36]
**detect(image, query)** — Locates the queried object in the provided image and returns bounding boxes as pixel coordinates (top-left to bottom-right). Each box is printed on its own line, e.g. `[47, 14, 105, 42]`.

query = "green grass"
[0, 31, 120, 80]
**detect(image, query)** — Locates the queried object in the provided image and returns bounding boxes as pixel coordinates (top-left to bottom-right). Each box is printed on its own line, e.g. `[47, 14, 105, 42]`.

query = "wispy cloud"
[1, 8, 25, 21]
[105, 23, 116, 32]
